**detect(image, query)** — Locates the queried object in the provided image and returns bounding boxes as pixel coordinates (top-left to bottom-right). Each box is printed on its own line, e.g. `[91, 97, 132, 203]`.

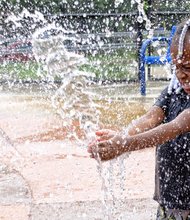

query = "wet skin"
[88, 34, 190, 161]
[170, 33, 190, 94]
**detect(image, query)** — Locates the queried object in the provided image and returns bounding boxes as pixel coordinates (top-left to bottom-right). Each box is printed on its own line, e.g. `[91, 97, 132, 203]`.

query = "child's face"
[171, 35, 190, 94]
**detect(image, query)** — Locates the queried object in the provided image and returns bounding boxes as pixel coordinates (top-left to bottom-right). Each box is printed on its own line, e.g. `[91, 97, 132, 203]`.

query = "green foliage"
[81, 49, 137, 81]
[143, 0, 149, 12]
[3, 0, 190, 15]
[3, 0, 134, 14]
[0, 49, 137, 82]
[0, 61, 45, 81]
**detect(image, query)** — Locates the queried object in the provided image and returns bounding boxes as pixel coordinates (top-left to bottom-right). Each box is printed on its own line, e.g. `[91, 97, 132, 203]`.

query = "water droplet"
[145, 23, 151, 30]
[129, 26, 133, 31]
[137, 16, 143, 23]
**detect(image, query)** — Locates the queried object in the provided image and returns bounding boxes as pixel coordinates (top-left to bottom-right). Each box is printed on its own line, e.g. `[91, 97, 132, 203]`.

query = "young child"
[88, 19, 190, 220]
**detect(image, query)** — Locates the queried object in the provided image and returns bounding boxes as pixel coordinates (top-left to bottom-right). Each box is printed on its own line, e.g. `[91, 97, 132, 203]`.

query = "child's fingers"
[97, 134, 112, 141]
[95, 129, 111, 136]
[90, 153, 95, 158]
[87, 145, 92, 153]
[88, 139, 97, 147]
[87, 140, 98, 153]
[97, 131, 116, 141]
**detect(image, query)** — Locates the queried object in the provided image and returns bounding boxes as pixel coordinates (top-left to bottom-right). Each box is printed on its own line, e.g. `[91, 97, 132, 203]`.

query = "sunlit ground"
[0, 66, 169, 219]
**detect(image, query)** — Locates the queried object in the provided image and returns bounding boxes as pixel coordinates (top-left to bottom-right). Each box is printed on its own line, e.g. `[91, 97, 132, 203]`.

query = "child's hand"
[87, 129, 116, 158]
[87, 139, 97, 158]
[88, 134, 127, 161]
[95, 129, 116, 141]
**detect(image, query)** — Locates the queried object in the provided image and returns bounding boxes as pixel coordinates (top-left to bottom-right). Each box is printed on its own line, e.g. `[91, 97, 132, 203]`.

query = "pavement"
[0, 80, 168, 220]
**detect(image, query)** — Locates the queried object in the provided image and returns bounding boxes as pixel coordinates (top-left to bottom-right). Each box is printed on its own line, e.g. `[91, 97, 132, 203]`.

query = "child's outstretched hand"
[95, 129, 116, 141]
[88, 133, 127, 161]
[87, 129, 116, 158]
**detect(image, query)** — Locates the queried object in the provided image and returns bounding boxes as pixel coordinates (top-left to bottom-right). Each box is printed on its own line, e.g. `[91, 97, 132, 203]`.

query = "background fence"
[1, 0, 190, 82]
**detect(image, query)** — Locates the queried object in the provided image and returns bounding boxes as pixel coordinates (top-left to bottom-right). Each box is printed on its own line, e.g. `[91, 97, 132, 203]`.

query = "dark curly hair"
[172, 19, 190, 59]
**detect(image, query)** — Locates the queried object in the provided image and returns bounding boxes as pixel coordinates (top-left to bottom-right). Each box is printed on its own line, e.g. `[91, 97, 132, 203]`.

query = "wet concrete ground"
[0, 80, 168, 220]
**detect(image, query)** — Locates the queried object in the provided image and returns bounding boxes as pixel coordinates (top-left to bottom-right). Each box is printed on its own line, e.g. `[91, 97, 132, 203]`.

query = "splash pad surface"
[0, 82, 169, 220]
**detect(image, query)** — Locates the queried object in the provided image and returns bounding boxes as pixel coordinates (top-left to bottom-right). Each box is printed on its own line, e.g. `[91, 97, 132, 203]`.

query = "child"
[88, 19, 190, 220]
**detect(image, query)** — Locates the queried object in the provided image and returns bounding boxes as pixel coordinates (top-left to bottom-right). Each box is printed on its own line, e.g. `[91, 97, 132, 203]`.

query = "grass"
[0, 61, 46, 81]
[0, 49, 138, 82]
[81, 49, 138, 82]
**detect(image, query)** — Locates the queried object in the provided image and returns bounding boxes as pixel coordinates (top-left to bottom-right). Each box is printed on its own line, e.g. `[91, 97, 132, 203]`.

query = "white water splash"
[132, 0, 153, 38]
[32, 22, 131, 219]
[32, 24, 99, 144]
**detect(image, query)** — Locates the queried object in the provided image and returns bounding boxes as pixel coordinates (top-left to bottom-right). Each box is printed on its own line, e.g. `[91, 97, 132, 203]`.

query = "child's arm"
[126, 106, 165, 135]
[94, 105, 165, 141]
[88, 105, 165, 158]
[88, 108, 190, 161]
[125, 108, 190, 151]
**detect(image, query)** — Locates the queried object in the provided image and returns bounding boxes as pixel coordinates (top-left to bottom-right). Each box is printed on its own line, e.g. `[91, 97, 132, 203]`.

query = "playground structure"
[139, 26, 176, 95]
[0, 27, 176, 97]
[0, 25, 177, 96]
[0, 26, 184, 96]
[1, 1, 190, 94]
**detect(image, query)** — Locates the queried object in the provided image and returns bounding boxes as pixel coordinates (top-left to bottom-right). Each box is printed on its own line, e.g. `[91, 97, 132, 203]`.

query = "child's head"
[170, 19, 190, 94]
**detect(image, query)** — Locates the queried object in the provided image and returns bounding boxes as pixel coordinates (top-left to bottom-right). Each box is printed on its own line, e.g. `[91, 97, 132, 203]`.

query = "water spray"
[32, 25, 99, 145]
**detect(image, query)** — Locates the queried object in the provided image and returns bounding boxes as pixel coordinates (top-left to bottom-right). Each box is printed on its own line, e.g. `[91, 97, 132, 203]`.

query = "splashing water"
[32, 24, 129, 219]
[32, 25, 99, 145]
[3, 1, 152, 217]
[97, 156, 128, 220]
[132, 0, 153, 38]
[0, 1, 166, 218]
